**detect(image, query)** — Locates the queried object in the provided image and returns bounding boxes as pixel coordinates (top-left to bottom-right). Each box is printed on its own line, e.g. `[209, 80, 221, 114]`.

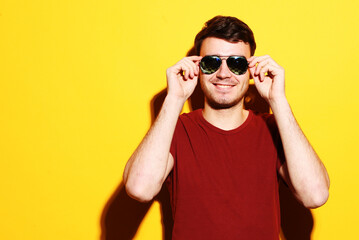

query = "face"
[199, 37, 251, 110]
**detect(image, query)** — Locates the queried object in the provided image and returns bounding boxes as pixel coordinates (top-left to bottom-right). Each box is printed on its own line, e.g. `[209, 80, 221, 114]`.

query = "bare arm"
[123, 56, 201, 202]
[248, 55, 330, 208]
[271, 98, 329, 208]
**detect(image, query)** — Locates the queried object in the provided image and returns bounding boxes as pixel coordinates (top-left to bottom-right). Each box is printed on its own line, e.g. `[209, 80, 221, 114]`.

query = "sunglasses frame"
[199, 55, 249, 75]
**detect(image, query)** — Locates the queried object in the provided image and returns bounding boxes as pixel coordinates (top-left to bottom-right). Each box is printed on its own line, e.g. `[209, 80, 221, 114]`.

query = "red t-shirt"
[166, 109, 285, 240]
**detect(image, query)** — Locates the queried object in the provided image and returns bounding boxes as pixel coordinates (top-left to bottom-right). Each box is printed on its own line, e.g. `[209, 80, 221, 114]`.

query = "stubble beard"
[200, 79, 249, 110]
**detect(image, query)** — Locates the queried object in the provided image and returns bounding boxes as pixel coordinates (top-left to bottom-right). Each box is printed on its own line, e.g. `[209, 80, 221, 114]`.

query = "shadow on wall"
[100, 47, 314, 240]
[100, 182, 173, 240]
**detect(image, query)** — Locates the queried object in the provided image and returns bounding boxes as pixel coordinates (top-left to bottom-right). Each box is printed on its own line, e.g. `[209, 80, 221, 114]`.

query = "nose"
[216, 60, 232, 79]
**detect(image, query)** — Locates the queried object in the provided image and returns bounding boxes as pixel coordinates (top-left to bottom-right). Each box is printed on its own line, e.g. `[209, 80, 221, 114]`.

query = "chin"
[203, 87, 248, 110]
[205, 97, 243, 110]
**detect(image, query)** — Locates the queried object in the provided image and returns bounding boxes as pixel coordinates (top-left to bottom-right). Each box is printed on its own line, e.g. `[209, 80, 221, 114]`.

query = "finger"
[194, 65, 199, 76]
[249, 66, 258, 81]
[186, 57, 201, 74]
[188, 60, 199, 78]
[181, 62, 191, 79]
[254, 56, 281, 71]
[250, 67, 261, 86]
[255, 60, 270, 76]
[194, 61, 200, 76]
[247, 56, 255, 63]
[186, 58, 202, 78]
[188, 55, 203, 62]
[248, 66, 254, 79]
[177, 63, 190, 80]
[259, 65, 271, 82]
[182, 60, 196, 79]
[177, 59, 193, 80]
[175, 56, 202, 80]
[266, 57, 280, 68]
[248, 55, 271, 67]
[248, 56, 257, 67]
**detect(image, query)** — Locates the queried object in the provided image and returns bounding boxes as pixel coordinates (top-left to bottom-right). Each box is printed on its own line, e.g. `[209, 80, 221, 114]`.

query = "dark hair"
[194, 16, 256, 56]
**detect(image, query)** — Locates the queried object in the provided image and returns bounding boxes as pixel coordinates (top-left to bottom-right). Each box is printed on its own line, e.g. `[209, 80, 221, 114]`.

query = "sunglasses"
[199, 55, 249, 75]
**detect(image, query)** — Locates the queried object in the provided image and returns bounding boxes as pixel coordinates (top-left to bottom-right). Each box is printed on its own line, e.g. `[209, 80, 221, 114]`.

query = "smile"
[213, 83, 235, 89]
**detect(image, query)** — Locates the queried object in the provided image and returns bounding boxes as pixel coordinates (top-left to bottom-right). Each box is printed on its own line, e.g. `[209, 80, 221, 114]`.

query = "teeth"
[216, 84, 232, 88]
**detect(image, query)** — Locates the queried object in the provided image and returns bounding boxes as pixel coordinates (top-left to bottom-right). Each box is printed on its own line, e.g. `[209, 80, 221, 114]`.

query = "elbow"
[124, 180, 157, 203]
[305, 175, 330, 209]
[303, 187, 329, 209]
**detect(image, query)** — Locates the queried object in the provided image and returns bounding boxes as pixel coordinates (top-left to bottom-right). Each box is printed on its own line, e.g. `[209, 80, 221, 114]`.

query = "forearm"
[270, 97, 330, 208]
[123, 95, 185, 202]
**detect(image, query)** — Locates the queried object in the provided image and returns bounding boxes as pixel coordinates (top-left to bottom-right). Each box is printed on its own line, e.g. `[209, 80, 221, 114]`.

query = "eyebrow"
[204, 55, 248, 61]
[206, 55, 246, 58]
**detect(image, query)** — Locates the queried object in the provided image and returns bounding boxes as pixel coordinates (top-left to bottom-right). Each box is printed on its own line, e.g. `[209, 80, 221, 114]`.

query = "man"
[123, 16, 330, 239]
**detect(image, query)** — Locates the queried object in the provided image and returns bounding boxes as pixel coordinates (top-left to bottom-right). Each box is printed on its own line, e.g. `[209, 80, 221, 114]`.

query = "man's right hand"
[166, 56, 202, 102]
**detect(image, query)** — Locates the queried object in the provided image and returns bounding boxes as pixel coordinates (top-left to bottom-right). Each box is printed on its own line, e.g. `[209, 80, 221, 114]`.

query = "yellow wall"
[1, 0, 358, 239]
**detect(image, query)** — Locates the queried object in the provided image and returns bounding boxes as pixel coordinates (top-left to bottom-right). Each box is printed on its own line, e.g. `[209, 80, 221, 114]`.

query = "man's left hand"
[248, 55, 286, 105]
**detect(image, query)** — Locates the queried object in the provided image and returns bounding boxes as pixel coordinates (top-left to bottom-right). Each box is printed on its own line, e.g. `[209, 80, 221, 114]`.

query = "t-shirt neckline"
[196, 109, 253, 135]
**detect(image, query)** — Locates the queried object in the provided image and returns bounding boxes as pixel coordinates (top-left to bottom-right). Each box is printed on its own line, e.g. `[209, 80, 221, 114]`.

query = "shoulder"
[173, 109, 202, 134]
[247, 111, 279, 137]
[249, 111, 275, 125]
[178, 109, 202, 123]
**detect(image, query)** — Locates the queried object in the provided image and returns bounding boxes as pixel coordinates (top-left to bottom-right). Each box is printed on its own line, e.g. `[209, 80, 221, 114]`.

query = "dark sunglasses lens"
[200, 56, 221, 74]
[227, 56, 248, 75]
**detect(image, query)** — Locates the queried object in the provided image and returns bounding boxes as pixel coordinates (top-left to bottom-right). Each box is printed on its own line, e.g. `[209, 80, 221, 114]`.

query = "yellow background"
[1, 0, 358, 239]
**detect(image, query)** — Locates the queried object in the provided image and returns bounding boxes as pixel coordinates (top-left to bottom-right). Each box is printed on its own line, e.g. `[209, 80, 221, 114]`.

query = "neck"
[202, 100, 249, 131]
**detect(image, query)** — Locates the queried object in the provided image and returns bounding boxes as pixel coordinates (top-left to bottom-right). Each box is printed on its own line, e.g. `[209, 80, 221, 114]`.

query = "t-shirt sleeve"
[169, 120, 179, 160]
[165, 117, 181, 212]
[263, 114, 286, 171]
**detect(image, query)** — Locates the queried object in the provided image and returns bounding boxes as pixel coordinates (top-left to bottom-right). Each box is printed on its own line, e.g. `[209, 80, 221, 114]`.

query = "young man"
[123, 16, 330, 239]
